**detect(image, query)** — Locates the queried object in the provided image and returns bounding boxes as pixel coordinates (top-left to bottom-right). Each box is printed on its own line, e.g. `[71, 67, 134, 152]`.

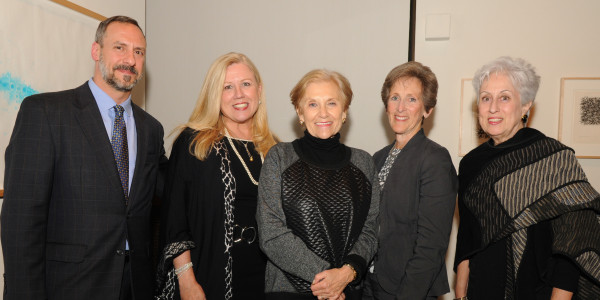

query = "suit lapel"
[381, 129, 426, 193]
[389, 129, 426, 172]
[128, 104, 147, 206]
[73, 83, 125, 201]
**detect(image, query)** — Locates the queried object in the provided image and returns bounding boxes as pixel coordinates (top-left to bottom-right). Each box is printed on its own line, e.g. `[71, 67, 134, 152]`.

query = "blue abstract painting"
[0, 72, 38, 105]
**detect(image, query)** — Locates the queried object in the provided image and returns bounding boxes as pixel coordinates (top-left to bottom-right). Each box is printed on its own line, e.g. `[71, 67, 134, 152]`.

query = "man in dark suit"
[2, 16, 166, 300]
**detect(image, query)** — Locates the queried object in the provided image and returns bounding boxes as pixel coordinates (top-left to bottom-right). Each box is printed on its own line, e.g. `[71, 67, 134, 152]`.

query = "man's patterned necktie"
[111, 105, 129, 204]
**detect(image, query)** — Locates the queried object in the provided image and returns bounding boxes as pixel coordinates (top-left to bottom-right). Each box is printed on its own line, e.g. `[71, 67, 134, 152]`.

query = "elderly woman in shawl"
[454, 56, 600, 300]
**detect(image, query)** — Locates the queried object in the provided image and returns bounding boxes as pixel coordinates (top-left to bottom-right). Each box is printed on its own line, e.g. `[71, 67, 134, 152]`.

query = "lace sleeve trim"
[155, 241, 195, 299]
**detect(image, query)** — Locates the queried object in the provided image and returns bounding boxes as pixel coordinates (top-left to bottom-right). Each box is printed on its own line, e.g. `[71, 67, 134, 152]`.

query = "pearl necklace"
[224, 128, 263, 186]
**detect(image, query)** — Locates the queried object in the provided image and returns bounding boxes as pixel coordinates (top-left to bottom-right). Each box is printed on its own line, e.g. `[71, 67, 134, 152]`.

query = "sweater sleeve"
[345, 150, 381, 284]
[256, 145, 330, 282]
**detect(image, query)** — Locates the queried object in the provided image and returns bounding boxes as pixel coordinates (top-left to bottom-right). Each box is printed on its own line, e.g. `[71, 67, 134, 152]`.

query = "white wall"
[146, 1, 411, 154]
[67, 0, 145, 29]
[414, 1, 600, 299]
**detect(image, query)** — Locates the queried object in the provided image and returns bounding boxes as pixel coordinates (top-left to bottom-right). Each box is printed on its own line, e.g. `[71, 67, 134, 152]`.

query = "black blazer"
[1, 82, 167, 300]
[373, 129, 457, 299]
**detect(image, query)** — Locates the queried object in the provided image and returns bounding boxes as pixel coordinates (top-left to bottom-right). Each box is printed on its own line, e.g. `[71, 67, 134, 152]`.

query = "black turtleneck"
[291, 130, 351, 169]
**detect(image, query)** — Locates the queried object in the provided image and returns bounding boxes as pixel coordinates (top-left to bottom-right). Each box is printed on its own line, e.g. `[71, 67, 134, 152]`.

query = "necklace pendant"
[224, 131, 261, 186]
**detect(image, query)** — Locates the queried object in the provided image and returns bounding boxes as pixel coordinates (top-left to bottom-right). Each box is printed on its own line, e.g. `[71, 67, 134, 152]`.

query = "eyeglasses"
[233, 225, 256, 244]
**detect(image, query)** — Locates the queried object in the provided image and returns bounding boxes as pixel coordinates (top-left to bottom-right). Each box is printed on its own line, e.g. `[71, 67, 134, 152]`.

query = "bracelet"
[343, 263, 357, 282]
[454, 297, 468, 300]
[175, 262, 193, 277]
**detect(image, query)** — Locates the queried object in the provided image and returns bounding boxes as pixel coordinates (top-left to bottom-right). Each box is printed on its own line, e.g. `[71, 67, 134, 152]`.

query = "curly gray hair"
[473, 56, 540, 105]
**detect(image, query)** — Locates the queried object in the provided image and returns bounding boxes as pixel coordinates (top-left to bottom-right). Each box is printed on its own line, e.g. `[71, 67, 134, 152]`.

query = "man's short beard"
[99, 53, 143, 92]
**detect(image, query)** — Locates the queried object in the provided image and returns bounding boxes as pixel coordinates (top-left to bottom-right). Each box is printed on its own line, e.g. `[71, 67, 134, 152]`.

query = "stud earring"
[299, 120, 304, 126]
[342, 117, 347, 124]
[521, 114, 529, 124]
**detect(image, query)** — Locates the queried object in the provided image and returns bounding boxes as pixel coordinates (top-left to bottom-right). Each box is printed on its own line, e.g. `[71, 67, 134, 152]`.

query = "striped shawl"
[460, 132, 600, 298]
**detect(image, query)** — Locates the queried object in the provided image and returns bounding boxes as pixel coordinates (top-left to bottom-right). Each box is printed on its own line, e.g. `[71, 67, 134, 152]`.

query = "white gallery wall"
[66, 0, 145, 29]
[414, 1, 600, 299]
[146, 1, 411, 155]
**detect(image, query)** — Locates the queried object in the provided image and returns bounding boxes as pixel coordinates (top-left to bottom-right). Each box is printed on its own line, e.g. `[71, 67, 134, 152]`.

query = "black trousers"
[266, 285, 362, 300]
[362, 272, 438, 300]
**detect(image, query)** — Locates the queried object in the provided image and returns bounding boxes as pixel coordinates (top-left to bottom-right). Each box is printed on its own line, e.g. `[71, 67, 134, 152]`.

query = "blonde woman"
[156, 52, 277, 300]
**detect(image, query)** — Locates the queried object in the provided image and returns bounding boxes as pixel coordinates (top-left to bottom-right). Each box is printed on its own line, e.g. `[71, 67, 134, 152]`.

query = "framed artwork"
[459, 78, 487, 156]
[50, 0, 106, 21]
[558, 77, 600, 158]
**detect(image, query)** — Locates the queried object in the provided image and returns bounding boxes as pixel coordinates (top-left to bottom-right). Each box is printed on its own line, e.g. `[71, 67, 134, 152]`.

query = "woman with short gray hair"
[472, 56, 540, 106]
[454, 56, 600, 299]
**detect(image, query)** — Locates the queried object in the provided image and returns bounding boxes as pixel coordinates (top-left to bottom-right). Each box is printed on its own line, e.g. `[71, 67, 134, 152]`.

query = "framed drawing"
[50, 0, 106, 21]
[558, 77, 600, 158]
[459, 78, 487, 156]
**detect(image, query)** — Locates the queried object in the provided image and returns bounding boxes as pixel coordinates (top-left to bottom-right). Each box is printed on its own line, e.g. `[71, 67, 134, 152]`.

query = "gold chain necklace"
[241, 140, 254, 162]
[224, 128, 263, 186]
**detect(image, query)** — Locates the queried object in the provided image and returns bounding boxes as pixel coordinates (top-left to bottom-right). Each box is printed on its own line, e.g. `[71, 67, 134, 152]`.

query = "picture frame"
[558, 77, 600, 158]
[50, 0, 106, 21]
[459, 78, 487, 156]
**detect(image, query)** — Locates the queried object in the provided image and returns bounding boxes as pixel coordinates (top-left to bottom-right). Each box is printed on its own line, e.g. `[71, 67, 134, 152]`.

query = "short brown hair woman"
[363, 61, 458, 299]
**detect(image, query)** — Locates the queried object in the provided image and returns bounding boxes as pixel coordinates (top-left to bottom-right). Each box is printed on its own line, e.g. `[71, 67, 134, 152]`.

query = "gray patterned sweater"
[256, 141, 380, 294]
